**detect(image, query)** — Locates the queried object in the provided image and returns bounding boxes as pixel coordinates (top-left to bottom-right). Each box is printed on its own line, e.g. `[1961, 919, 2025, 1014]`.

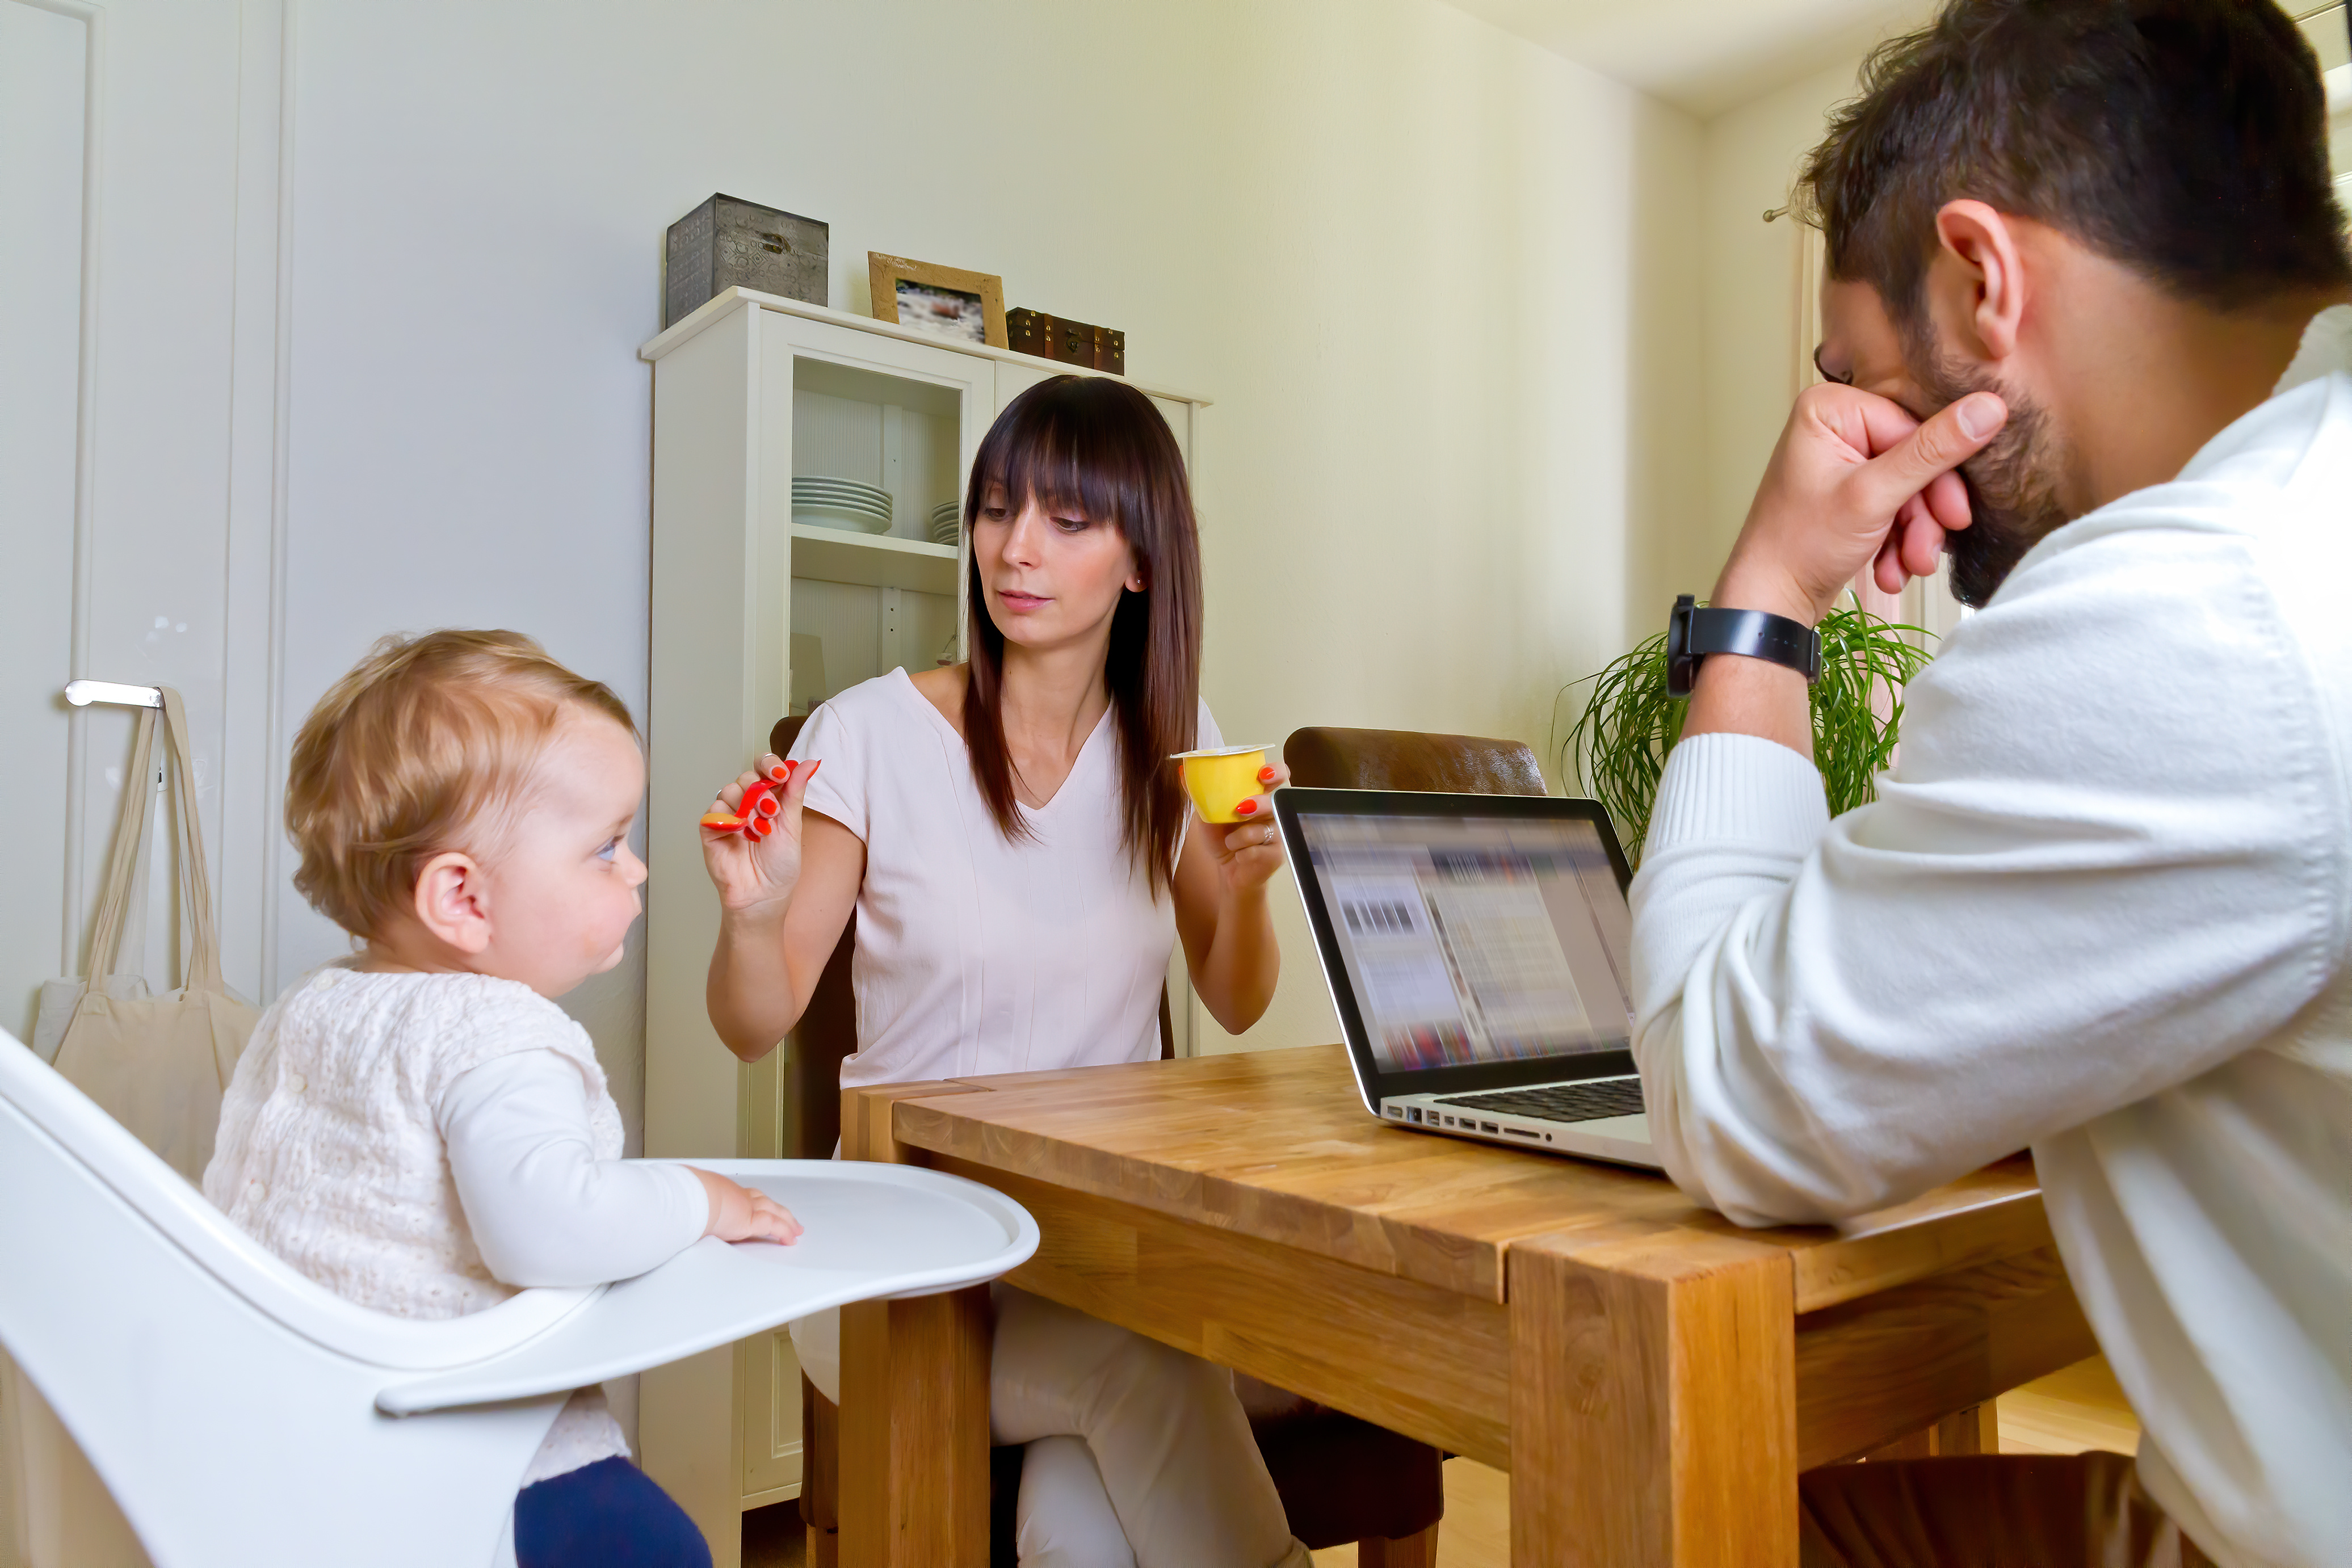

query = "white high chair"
[0, 1028, 1037, 1567]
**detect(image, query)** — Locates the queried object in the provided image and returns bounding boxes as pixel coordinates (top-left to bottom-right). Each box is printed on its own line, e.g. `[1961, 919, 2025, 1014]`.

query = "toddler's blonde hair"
[286, 629, 636, 940]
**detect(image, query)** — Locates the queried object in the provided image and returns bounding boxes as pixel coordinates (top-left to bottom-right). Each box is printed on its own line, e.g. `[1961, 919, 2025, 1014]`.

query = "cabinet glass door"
[764, 313, 989, 719]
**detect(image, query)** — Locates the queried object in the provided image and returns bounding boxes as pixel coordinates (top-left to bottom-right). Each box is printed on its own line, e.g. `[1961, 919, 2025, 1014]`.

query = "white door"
[0, 2, 286, 1562]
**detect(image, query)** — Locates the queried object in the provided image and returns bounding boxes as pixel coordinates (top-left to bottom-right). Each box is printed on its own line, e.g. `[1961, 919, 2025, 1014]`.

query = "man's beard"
[1908, 344, 2073, 608]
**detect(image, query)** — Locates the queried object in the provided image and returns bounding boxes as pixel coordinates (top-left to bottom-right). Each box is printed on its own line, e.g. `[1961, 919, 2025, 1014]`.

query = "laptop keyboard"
[1444, 1078, 1645, 1125]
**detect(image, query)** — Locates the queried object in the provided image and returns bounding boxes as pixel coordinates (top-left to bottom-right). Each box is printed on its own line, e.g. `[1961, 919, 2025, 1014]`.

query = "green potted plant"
[1556, 599, 1934, 867]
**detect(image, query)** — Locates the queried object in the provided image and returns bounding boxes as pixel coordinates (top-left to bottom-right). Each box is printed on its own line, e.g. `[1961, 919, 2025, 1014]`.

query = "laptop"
[1272, 787, 1662, 1170]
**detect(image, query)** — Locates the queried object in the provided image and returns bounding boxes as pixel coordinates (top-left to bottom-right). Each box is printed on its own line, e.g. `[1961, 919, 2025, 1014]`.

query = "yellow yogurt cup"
[1173, 744, 1271, 824]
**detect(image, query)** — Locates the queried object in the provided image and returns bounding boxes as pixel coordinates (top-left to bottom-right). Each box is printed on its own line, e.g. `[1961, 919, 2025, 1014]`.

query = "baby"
[204, 629, 797, 1566]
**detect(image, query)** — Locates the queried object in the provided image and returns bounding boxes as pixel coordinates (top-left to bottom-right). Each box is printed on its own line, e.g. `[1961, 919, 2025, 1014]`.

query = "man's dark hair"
[1799, 0, 2352, 323]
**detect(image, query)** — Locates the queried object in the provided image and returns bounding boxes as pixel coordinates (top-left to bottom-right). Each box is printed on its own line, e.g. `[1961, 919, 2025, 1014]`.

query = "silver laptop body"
[1272, 787, 1663, 1171]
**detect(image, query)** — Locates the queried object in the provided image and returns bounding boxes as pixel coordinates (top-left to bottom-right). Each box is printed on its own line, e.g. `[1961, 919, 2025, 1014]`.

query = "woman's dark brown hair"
[960, 375, 1203, 896]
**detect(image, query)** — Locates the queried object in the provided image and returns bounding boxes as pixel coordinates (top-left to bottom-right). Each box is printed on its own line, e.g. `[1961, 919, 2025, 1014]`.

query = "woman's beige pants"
[791, 1284, 1311, 1568]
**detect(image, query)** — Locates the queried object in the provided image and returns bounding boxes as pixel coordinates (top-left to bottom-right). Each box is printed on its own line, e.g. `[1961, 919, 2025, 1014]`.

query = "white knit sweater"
[205, 965, 705, 1486]
[1631, 308, 2352, 1568]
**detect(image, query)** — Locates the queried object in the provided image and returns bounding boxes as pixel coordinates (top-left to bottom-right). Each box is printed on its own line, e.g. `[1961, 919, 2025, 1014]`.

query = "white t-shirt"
[1629, 307, 2352, 1568]
[787, 667, 1218, 1090]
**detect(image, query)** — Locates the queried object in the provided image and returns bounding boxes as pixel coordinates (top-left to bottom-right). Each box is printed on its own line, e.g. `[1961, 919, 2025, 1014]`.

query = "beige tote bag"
[50, 688, 258, 1184]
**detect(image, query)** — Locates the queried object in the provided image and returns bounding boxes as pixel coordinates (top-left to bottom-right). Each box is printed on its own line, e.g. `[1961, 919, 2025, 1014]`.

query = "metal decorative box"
[664, 194, 828, 327]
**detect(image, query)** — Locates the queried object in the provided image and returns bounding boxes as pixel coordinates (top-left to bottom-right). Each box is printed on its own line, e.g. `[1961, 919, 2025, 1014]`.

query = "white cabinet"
[636, 288, 1207, 1559]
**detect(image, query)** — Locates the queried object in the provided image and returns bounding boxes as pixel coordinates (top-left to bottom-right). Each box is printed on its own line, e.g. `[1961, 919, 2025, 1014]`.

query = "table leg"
[1509, 1230, 1796, 1567]
[837, 1080, 996, 1566]
[837, 1287, 992, 1568]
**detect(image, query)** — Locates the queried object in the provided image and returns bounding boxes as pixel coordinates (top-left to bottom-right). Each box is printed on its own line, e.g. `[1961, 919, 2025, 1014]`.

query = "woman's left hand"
[1208, 759, 1290, 897]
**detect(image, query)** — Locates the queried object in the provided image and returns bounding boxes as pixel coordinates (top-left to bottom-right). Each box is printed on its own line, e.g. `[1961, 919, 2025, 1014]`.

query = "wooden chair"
[773, 714, 1444, 1567]
[1283, 724, 1549, 798]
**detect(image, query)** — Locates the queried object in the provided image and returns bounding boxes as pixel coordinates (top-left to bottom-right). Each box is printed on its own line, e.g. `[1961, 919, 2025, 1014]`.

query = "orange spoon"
[701, 760, 797, 834]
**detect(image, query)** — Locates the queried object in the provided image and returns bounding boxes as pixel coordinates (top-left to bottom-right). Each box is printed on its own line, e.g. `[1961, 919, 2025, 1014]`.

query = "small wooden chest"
[1007, 307, 1126, 376]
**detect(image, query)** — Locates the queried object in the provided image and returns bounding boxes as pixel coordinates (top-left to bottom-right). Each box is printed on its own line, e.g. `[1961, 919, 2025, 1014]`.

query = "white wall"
[1693, 57, 1868, 588]
[270, 0, 1704, 1064]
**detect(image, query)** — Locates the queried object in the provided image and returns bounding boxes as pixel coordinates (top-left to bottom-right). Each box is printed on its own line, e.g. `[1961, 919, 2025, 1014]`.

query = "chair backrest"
[1282, 726, 1547, 796]
[774, 714, 860, 1158]
[0, 1030, 565, 1567]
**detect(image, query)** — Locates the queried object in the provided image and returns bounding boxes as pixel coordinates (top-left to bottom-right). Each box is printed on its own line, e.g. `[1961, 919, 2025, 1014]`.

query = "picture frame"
[868, 251, 1008, 348]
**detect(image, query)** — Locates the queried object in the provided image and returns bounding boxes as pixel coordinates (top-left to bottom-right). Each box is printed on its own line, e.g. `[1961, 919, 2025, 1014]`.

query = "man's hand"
[1679, 382, 2006, 759]
[1717, 383, 2007, 625]
[691, 1167, 803, 1245]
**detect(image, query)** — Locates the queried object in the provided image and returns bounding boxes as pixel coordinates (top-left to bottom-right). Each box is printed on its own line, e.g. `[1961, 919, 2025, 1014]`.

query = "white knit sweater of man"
[205, 965, 709, 1486]
[1631, 304, 2352, 1568]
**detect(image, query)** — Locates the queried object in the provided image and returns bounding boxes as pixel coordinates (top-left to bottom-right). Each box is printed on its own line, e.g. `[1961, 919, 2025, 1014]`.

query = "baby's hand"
[690, 1168, 804, 1245]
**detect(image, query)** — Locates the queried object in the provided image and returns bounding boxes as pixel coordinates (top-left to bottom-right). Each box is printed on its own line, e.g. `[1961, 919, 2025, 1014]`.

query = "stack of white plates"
[792, 477, 891, 536]
[927, 501, 961, 547]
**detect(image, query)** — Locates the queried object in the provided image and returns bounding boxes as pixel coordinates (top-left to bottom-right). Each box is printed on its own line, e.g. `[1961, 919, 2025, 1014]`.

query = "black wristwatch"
[1666, 594, 1821, 697]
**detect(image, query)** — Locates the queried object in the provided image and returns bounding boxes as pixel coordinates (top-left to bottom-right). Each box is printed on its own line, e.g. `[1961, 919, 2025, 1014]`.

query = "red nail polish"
[767, 762, 790, 783]
[1258, 767, 1276, 783]
[1235, 798, 1257, 815]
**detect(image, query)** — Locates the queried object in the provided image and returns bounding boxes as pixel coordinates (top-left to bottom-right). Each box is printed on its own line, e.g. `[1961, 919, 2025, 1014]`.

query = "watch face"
[1666, 595, 1698, 697]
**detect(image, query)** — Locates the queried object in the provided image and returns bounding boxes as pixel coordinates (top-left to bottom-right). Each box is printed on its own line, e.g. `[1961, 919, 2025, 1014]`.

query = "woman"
[700, 376, 1305, 1568]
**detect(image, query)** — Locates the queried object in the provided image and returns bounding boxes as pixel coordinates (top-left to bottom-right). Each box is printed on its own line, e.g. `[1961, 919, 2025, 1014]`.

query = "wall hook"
[64, 680, 163, 709]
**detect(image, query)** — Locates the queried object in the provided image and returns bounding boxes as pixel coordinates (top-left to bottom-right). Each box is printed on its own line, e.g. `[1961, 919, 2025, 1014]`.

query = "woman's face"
[971, 481, 1144, 655]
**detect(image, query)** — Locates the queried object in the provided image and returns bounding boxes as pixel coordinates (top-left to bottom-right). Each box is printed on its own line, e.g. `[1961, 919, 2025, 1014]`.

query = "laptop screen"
[1294, 810, 1634, 1074]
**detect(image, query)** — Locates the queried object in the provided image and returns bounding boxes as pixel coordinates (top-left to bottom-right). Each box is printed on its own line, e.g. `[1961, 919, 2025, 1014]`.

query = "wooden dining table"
[832, 1044, 2098, 1567]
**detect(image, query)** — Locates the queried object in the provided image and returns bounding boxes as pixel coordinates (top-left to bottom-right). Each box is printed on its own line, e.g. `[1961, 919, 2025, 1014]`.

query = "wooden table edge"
[866, 1078, 2060, 1317]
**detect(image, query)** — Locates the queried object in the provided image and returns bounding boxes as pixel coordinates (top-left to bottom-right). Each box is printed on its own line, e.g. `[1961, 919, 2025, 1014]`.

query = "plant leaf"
[1556, 600, 1934, 865]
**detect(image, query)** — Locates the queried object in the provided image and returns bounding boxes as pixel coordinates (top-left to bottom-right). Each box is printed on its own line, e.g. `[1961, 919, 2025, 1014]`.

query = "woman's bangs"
[978, 406, 1130, 533]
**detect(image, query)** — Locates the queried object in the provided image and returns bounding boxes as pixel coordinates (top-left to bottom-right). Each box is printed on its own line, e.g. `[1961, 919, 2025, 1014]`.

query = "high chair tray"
[376, 1158, 1036, 1415]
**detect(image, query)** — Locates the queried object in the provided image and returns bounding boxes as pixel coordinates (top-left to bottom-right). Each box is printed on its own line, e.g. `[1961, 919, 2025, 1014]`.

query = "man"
[1630, 3, 2352, 1566]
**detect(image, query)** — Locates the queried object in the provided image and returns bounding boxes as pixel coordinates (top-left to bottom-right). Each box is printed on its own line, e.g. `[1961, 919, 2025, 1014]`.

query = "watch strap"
[1668, 595, 1822, 696]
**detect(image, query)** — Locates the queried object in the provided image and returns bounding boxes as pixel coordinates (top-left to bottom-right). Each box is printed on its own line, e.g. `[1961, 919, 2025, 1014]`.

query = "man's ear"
[410, 850, 493, 955]
[1930, 199, 2026, 364]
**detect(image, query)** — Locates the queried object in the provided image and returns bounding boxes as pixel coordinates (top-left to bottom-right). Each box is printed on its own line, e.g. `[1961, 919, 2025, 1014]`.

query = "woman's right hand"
[699, 753, 820, 918]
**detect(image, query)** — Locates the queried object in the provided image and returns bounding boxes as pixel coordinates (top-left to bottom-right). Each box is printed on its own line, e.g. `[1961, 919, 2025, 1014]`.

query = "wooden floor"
[741, 1356, 2140, 1568]
[1311, 1356, 2143, 1568]
[1992, 1355, 2140, 1458]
